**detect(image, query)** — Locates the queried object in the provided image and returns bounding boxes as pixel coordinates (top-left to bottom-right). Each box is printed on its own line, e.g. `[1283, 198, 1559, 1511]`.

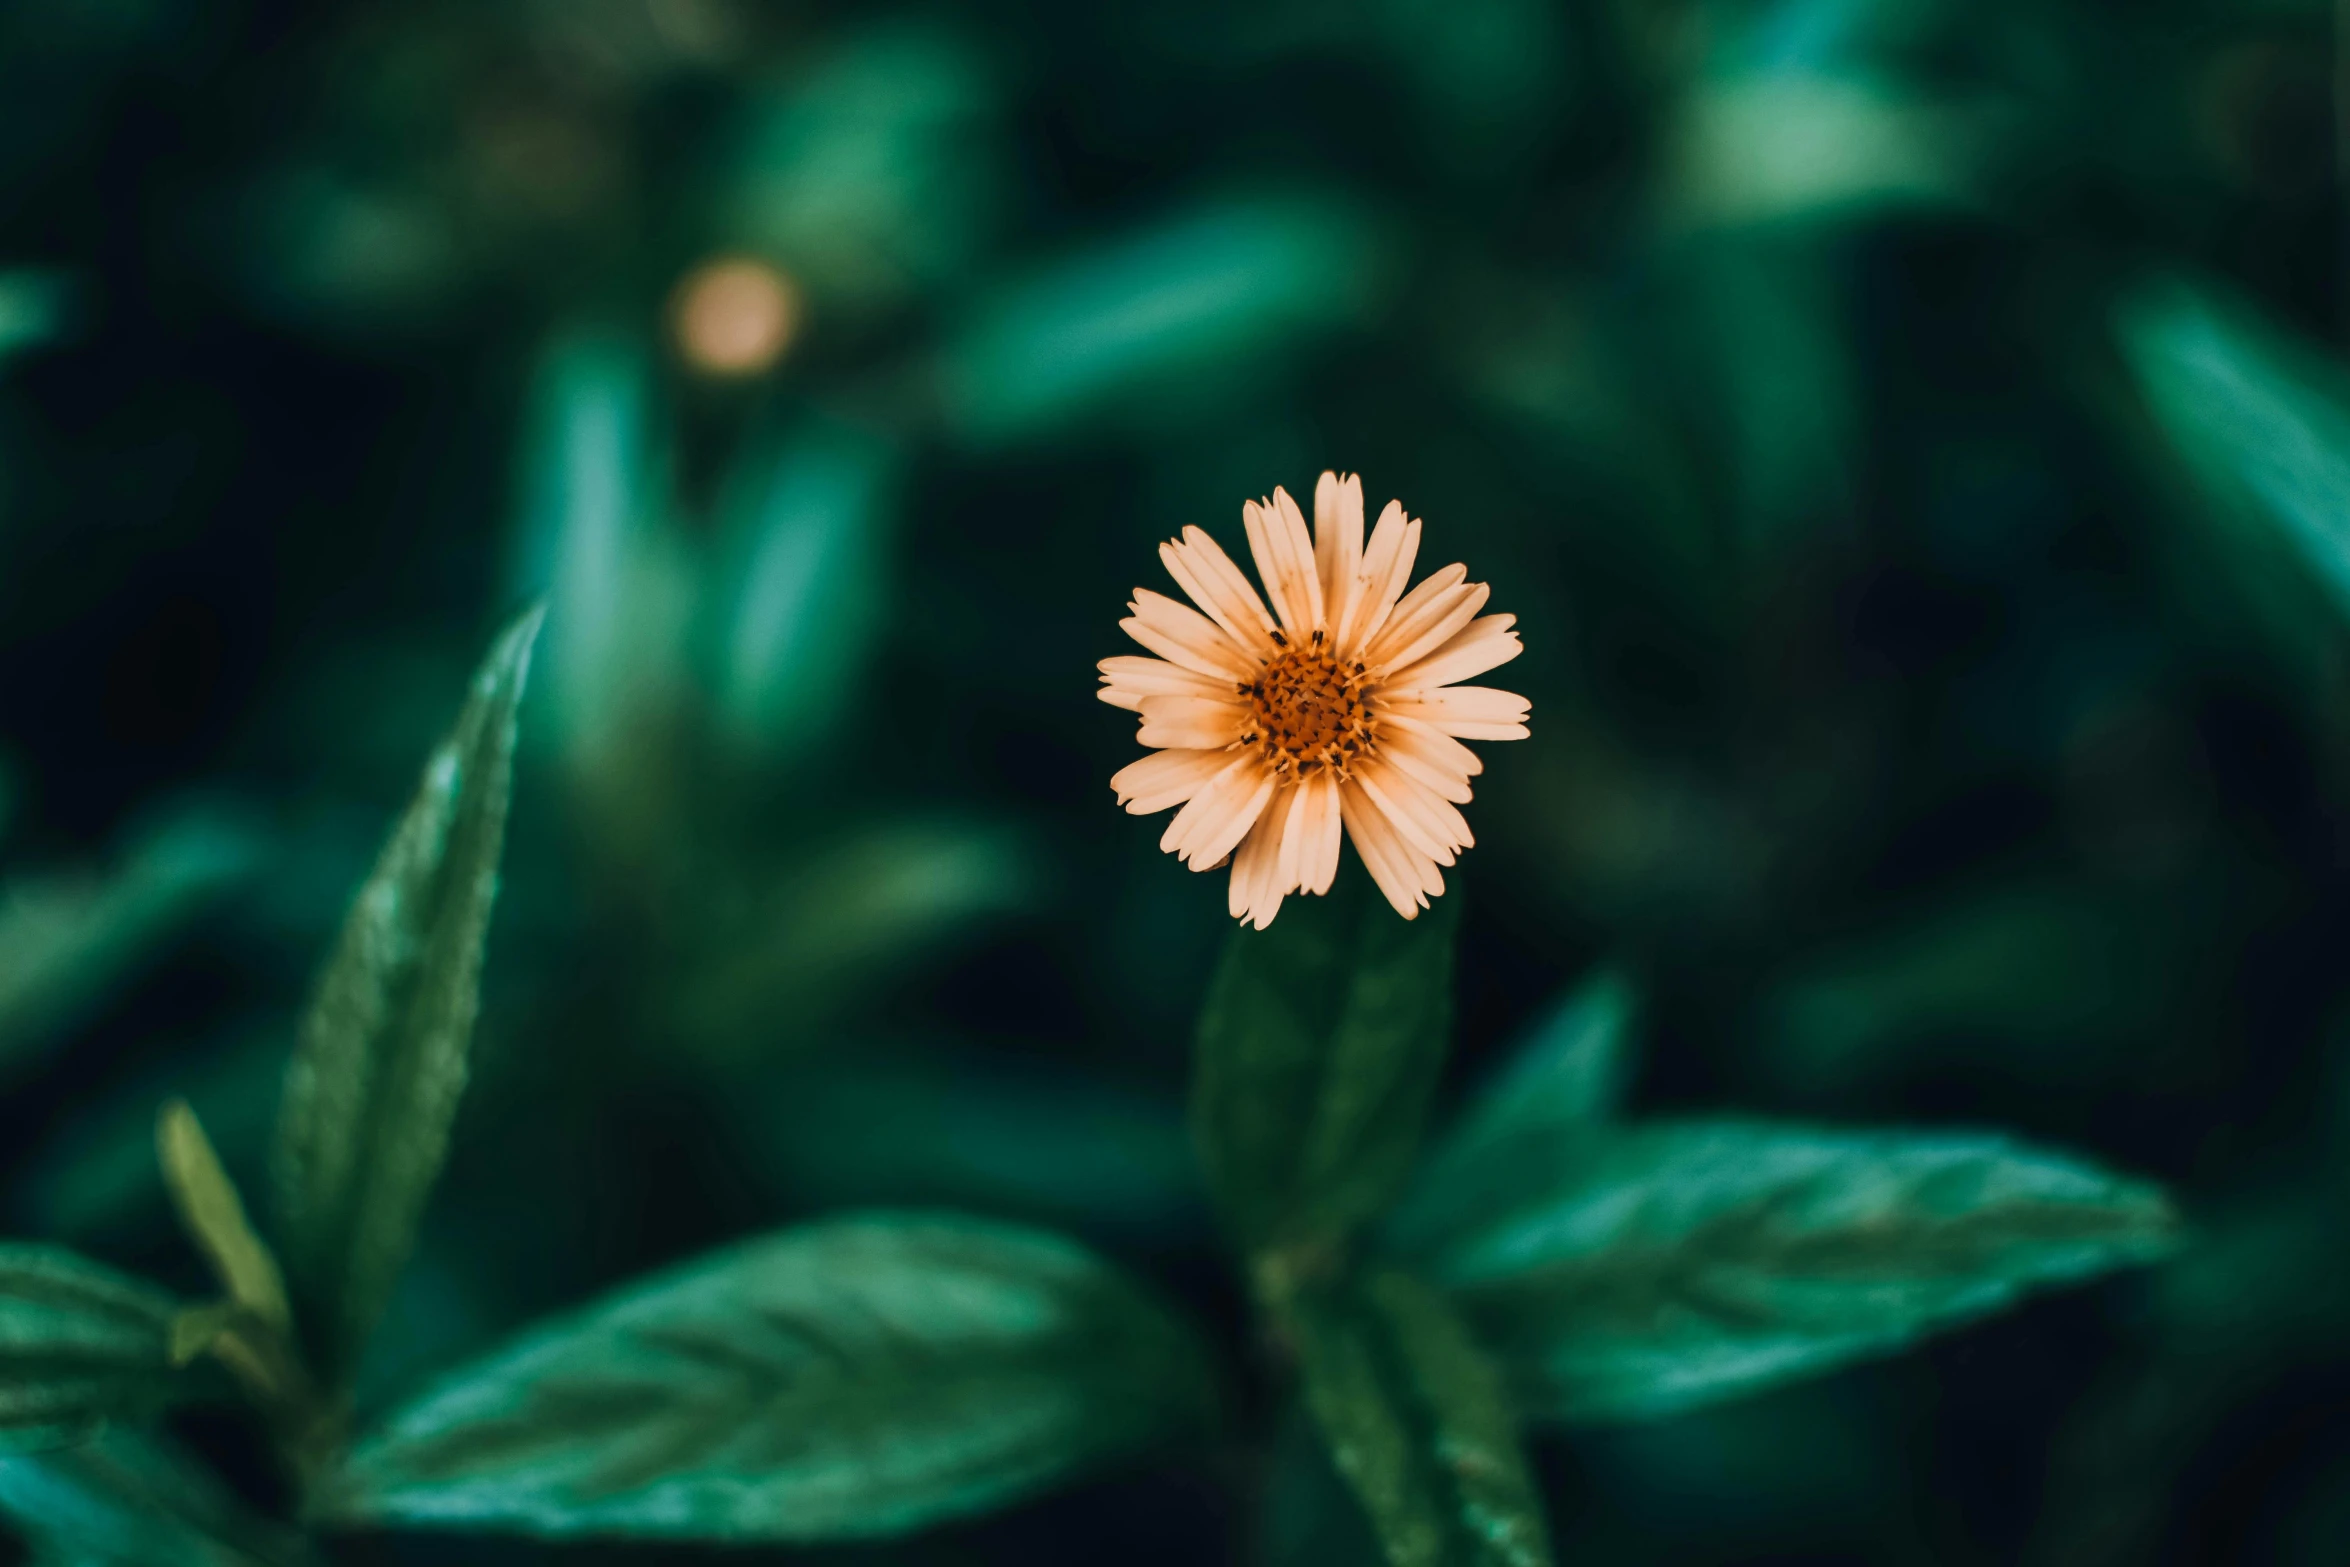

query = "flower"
[1100, 472, 1530, 927]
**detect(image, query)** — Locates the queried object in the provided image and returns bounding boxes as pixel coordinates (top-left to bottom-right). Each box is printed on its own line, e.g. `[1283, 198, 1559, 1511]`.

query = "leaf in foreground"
[1192, 870, 1459, 1253]
[324, 1213, 1213, 1542]
[1425, 1120, 2179, 1423]
[273, 607, 541, 1382]
[156, 1100, 290, 1335]
[0, 1245, 184, 1451]
[1286, 1269, 1551, 1567]
[1390, 967, 1635, 1256]
[0, 1426, 313, 1565]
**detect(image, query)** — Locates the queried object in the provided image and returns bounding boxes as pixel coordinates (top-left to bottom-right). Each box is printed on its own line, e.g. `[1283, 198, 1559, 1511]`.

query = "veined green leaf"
[1285, 1269, 1552, 1567]
[0, 1427, 314, 1566]
[1429, 1120, 2179, 1423]
[0, 1246, 183, 1451]
[273, 608, 542, 1384]
[1192, 872, 1459, 1253]
[1390, 968, 1636, 1256]
[322, 1213, 1213, 1542]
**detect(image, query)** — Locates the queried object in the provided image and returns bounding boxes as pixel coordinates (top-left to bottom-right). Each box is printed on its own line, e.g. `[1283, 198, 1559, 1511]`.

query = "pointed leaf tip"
[273, 609, 541, 1384]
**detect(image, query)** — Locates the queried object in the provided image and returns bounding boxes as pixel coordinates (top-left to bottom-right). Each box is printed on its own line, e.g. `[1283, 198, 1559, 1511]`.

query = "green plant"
[0, 610, 2178, 1565]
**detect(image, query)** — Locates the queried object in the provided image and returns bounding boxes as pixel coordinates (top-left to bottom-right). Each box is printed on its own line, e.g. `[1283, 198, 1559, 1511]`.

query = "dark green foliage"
[1193, 872, 1459, 1254]
[1283, 1269, 1552, 1567]
[0, 1245, 184, 1452]
[322, 1213, 1213, 1541]
[0, 1428, 314, 1565]
[0, 0, 2330, 1558]
[0, 815, 255, 1087]
[273, 608, 542, 1385]
[1390, 967, 1633, 1255]
[1422, 1120, 2179, 1423]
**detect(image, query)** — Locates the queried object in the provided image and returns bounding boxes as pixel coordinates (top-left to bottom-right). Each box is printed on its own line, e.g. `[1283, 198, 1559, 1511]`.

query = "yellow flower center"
[1243, 642, 1374, 781]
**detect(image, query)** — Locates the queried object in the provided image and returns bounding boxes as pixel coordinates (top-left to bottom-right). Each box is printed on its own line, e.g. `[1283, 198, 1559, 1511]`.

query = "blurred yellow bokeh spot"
[671, 256, 803, 376]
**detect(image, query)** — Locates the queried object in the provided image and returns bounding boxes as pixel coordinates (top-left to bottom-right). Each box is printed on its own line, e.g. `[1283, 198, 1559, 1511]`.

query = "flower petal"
[1244, 489, 1324, 638]
[1099, 655, 1237, 703]
[1300, 769, 1344, 895]
[1378, 724, 1475, 803]
[1271, 771, 1315, 896]
[1383, 614, 1522, 693]
[1381, 713, 1484, 777]
[1136, 693, 1248, 750]
[1111, 748, 1233, 814]
[1340, 778, 1440, 917]
[1364, 567, 1478, 673]
[1355, 761, 1460, 866]
[1164, 755, 1276, 868]
[1335, 501, 1419, 658]
[1361, 757, 1473, 854]
[1161, 534, 1277, 659]
[1186, 528, 1279, 641]
[1314, 472, 1365, 640]
[1230, 797, 1292, 929]
[1382, 685, 1530, 740]
[1123, 589, 1258, 679]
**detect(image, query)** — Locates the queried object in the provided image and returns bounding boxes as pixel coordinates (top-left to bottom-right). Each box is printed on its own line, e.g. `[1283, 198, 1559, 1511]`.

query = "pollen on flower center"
[1242, 643, 1374, 780]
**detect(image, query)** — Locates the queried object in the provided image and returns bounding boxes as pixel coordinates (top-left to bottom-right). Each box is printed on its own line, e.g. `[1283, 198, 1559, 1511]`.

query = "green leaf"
[1660, 74, 1981, 232]
[940, 192, 1393, 446]
[1752, 880, 2177, 1095]
[0, 271, 74, 364]
[708, 418, 900, 759]
[322, 1213, 1214, 1542]
[722, 24, 1001, 310]
[733, 1052, 1198, 1241]
[1390, 968, 1636, 1256]
[1192, 871, 1460, 1254]
[1262, 1402, 1386, 1567]
[1284, 1269, 1552, 1567]
[0, 1427, 314, 1565]
[156, 1101, 290, 1336]
[0, 812, 256, 1085]
[272, 608, 542, 1384]
[2117, 281, 2350, 689]
[670, 819, 1037, 1058]
[1427, 1120, 2180, 1423]
[0, 1246, 184, 1451]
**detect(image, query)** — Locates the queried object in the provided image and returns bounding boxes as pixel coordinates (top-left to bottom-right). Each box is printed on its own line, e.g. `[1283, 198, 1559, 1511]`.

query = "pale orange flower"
[1100, 472, 1529, 927]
